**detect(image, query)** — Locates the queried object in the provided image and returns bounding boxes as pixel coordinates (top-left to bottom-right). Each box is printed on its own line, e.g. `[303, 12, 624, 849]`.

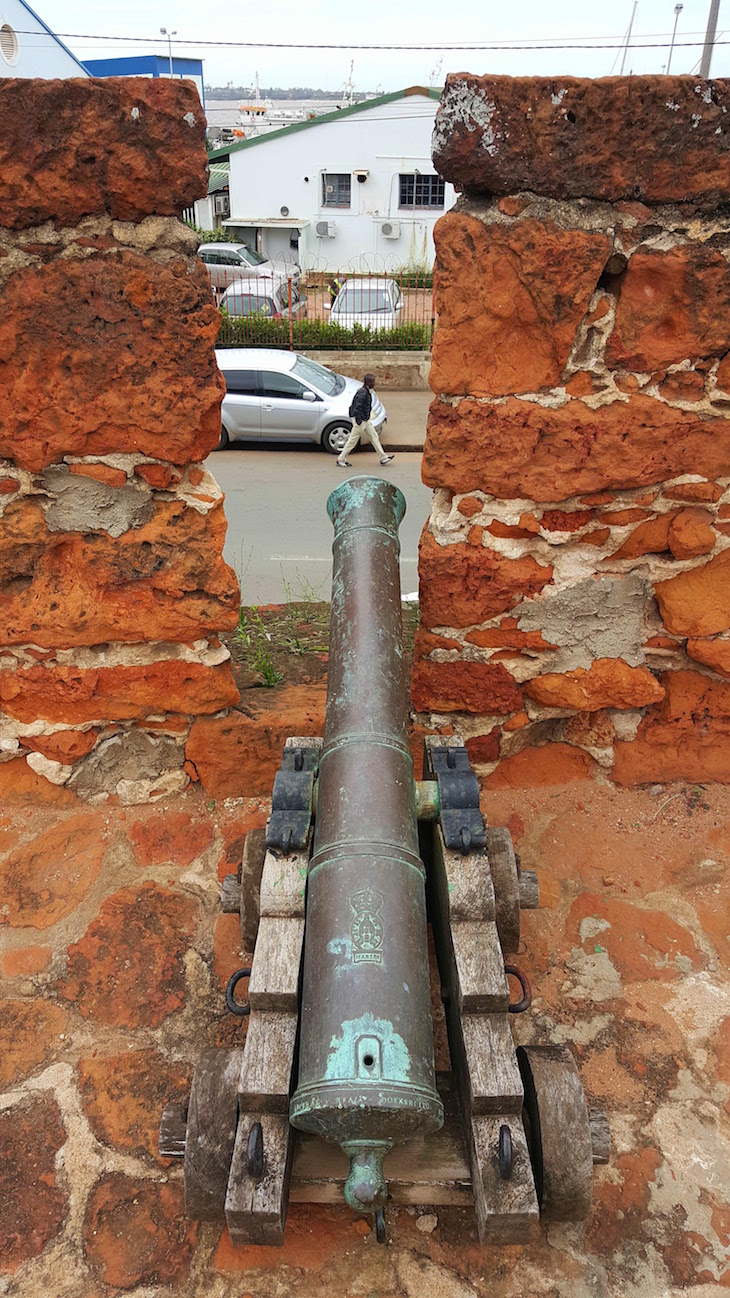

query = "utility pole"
[667, 4, 683, 73]
[700, 0, 721, 77]
[620, 1, 638, 75]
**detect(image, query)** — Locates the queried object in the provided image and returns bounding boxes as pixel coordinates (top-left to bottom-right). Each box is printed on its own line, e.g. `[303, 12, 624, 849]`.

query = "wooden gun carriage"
[161, 478, 609, 1245]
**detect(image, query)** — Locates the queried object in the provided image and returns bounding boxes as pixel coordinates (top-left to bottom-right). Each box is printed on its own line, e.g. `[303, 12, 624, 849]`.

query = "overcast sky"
[37, 0, 730, 90]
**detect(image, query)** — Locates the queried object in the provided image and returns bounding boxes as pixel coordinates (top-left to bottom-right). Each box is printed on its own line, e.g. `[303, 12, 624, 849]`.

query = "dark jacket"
[349, 384, 373, 423]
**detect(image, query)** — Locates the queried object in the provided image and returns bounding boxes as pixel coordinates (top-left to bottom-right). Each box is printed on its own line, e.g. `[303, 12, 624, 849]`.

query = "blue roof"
[83, 55, 204, 76]
[82, 55, 205, 108]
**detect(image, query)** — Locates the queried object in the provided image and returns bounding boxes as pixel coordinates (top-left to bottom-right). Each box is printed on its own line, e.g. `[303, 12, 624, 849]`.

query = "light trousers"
[338, 419, 387, 461]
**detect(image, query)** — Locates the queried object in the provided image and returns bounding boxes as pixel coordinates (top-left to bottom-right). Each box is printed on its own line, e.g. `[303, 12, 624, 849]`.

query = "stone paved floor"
[1, 771, 729, 1297]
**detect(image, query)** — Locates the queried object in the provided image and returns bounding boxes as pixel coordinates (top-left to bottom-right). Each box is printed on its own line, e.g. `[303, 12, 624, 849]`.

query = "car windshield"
[224, 294, 274, 317]
[237, 244, 268, 267]
[292, 356, 342, 395]
[337, 287, 391, 313]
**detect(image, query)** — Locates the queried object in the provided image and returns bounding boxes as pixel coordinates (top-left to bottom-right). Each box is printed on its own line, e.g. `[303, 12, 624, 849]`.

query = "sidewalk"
[380, 389, 430, 450]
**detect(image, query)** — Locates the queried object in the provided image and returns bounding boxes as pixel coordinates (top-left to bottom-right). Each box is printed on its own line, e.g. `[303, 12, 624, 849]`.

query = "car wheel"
[217, 424, 230, 451]
[321, 422, 352, 456]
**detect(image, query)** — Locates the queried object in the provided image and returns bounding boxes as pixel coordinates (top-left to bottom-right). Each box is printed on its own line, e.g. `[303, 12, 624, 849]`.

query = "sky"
[34, 0, 730, 90]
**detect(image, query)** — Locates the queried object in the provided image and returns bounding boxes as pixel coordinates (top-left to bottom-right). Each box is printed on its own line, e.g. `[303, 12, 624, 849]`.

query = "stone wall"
[4, 778, 730, 1296]
[300, 349, 432, 390]
[415, 74, 730, 786]
[2, 75, 729, 1298]
[0, 78, 240, 803]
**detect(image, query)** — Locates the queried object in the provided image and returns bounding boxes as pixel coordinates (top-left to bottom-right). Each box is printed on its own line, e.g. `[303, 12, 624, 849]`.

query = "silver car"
[220, 273, 307, 322]
[215, 348, 387, 455]
[199, 242, 273, 290]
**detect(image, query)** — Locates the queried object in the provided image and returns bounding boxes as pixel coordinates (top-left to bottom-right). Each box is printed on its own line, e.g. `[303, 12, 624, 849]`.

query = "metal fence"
[205, 259, 435, 351]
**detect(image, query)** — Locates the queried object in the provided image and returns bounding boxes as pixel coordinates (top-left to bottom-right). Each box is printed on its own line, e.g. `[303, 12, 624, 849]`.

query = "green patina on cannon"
[290, 478, 443, 1214]
[161, 477, 609, 1245]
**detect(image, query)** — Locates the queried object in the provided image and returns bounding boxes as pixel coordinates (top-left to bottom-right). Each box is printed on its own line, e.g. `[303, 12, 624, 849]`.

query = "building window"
[0, 23, 20, 66]
[322, 174, 351, 208]
[399, 173, 445, 209]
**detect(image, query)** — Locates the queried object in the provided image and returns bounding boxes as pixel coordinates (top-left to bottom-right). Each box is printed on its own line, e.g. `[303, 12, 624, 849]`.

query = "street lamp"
[666, 4, 683, 73]
[160, 26, 177, 78]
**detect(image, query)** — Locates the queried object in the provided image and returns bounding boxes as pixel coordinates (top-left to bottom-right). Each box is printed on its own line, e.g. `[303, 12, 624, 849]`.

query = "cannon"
[161, 476, 609, 1244]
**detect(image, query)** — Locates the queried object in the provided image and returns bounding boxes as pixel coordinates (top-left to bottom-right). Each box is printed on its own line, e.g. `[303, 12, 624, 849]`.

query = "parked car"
[215, 348, 387, 455]
[198, 242, 274, 290]
[220, 273, 307, 322]
[328, 277, 403, 331]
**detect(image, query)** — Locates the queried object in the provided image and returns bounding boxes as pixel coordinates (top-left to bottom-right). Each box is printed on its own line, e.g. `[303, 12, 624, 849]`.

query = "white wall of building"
[188, 195, 215, 230]
[225, 93, 455, 272]
[0, 0, 89, 77]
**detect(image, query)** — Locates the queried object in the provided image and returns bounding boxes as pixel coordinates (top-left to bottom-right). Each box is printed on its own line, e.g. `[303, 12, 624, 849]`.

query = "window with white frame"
[322, 174, 351, 208]
[398, 173, 445, 209]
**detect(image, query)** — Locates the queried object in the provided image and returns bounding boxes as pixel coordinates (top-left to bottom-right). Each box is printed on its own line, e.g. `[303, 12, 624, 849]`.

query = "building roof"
[208, 161, 230, 195]
[222, 216, 309, 229]
[17, 0, 90, 75]
[83, 54, 204, 76]
[207, 86, 441, 162]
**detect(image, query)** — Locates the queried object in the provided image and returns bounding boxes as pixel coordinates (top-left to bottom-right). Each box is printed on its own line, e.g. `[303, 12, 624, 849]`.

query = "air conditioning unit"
[213, 193, 230, 218]
[380, 221, 401, 239]
[315, 220, 336, 238]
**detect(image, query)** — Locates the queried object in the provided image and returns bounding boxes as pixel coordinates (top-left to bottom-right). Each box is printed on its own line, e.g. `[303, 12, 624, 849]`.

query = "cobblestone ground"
[1, 772, 729, 1298]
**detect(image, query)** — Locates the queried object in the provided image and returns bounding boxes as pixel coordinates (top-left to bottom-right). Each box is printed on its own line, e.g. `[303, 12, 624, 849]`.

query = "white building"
[206, 87, 456, 273]
[0, 0, 89, 77]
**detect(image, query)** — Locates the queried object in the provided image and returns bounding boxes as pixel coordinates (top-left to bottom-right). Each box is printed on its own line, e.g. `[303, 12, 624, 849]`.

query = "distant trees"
[204, 85, 371, 101]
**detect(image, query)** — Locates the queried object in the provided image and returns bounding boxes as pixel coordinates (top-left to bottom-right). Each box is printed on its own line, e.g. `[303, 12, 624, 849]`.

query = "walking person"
[336, 374, 394, 468]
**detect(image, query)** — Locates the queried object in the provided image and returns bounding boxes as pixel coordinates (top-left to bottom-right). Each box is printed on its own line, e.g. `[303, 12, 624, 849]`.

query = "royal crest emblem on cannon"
[160, 477, 609, 1243]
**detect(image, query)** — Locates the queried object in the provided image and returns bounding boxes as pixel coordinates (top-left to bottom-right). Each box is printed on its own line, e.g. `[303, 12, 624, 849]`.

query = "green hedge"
[185, 223, 241, 246]
[217, 315, 431, 351]
[394, 272, 433, 289]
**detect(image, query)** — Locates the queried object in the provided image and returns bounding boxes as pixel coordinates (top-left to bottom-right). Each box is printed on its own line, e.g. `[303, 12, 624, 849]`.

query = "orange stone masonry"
[2, 779, 729, 1294]
[3, 72, 730, 1298]
[417, 74, 730, 785]
[0, 78, 240, 804]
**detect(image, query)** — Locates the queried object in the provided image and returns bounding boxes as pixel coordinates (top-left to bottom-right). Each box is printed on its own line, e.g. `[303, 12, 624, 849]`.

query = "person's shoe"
[380, 455, 394, 464]
[336, 459, 352, 468]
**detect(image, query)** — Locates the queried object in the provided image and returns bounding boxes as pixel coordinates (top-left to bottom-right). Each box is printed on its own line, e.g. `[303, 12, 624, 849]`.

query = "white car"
[216, 348, 387, 456]
[328, 277, 403, 332]
[198, 242, 274, 290]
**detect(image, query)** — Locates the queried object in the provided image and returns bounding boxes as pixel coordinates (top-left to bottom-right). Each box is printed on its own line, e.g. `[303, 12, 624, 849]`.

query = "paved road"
[209, 444, 432, 605]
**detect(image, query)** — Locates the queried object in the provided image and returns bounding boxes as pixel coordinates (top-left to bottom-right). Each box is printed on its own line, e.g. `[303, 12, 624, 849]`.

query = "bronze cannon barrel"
[289, 476, 443, 1212]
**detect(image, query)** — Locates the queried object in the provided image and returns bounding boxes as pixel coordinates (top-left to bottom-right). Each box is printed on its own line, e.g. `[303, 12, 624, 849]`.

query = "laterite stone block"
[423, 397, 730, 500]
[0, 77, 208, 229]
[433, 74, 730, 203]
[0, 252, 223, 470]
[430, 209, 611, 396]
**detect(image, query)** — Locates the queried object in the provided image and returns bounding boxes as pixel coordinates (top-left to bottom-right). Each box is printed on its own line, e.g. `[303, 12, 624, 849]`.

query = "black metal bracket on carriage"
[265, 743, 321, 854]
[427, 742, 486, 855]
